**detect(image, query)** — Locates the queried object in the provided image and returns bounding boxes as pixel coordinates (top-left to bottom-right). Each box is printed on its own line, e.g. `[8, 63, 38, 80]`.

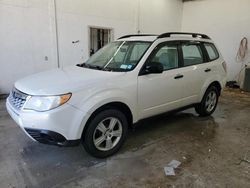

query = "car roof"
[117, 32, 213, 43]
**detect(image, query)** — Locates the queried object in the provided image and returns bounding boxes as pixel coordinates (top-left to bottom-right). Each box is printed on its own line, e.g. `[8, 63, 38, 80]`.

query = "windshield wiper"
[77, 63, 125, 72]
[103, 67, 126, 72]
[77, 63, 103, 70]
[76, 63, 87, 67]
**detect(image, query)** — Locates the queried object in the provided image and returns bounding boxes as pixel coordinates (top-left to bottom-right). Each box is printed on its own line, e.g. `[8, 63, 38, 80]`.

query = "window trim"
[138, 40, 220, 76]
[139, 41, 181, 76]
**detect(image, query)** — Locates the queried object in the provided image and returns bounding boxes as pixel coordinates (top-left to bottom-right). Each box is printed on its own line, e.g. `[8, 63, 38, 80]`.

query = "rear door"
[177, 41, 210, 106]
[203, 42, 221, 78]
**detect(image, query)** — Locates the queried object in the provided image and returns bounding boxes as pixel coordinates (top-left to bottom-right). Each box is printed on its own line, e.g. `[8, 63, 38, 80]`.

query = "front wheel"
[83, 109, 128, 158]
[195, 86, 219, 116]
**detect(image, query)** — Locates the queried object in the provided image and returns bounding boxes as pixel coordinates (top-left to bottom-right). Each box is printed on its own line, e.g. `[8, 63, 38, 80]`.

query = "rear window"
[204, 43, 219, 61]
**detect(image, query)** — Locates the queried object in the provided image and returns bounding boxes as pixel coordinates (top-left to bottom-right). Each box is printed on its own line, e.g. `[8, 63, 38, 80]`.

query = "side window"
[148, 43, 179, 71]
[182, 43, 204, 66]
[204, 43, 219, 61]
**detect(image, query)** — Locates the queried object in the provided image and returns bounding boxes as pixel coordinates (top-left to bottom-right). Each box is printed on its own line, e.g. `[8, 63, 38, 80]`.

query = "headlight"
[24, 93, 71, 112]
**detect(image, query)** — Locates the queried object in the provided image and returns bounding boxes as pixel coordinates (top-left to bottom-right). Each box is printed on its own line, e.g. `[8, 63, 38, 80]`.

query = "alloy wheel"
[93, 117, 123, 151]
[205, 90, 217, 112]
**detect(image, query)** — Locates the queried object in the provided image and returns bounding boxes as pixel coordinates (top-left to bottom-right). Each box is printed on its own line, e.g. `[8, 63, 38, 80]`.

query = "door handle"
[204, 68, 211, 72]
[174, 74, 184, 79]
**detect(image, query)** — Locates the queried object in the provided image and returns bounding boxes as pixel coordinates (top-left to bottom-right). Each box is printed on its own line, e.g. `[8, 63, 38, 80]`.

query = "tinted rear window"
[204, 43, 219, 61]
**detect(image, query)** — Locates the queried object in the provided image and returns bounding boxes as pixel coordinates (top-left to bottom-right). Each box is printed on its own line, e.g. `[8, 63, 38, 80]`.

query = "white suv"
[6, 32, 227, 158]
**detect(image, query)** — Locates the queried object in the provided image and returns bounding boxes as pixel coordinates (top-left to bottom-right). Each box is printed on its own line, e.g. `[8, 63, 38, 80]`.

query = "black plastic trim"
[24, 128, 80, 147]
[174, 74, 184, 79]
[158, 32, 211, 40]
[200, 42, 210, 63]
[134, 103, 199, 127]
[118, 32, 211, 40]
[118, 34, 158, 40]
[177, 42, 184, 67]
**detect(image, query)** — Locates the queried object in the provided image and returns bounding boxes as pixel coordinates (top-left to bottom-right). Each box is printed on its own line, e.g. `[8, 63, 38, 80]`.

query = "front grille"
[8, 88, 28, 110]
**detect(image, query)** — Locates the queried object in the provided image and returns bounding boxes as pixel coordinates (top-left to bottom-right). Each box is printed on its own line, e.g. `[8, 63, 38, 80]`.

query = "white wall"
[0, 0, 183, 94]
[3, 0, 250, 93]
[0, 0, 58, 94]
[56, 0, 183, 68]
[139, 0, 183, 34]
[182, 0, 250, 82]
[55, 0, 137, 68]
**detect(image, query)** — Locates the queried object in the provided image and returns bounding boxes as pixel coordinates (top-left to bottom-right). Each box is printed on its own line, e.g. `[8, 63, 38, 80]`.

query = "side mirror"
[142, 62, 164, 75]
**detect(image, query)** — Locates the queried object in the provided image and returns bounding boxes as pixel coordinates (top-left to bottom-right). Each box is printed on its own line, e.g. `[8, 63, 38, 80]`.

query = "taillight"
[222, 61, 227, 73]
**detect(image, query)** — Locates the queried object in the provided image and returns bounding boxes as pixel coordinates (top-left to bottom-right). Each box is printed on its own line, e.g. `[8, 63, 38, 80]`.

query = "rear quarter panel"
[198, 57, 227, 101]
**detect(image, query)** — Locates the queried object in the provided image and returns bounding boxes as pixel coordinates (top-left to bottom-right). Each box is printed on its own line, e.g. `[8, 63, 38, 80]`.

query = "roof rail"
[157, 32, 211, 39]
[118, 34, 158, 40]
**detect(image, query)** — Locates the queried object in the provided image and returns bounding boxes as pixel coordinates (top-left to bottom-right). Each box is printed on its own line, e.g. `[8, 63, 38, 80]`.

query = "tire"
[195, 86, 219, 117]
[83, 109, 128, 158]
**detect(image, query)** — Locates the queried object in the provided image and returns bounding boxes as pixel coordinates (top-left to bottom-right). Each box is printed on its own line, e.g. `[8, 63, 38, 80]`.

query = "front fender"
[83, 89, 136, 119]
[69, 88, 137, 139]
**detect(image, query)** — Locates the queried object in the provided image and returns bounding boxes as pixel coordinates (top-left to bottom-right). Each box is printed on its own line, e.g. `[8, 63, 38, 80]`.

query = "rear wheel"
[83, 109, 128, 158]
[195, 86, 219, 116]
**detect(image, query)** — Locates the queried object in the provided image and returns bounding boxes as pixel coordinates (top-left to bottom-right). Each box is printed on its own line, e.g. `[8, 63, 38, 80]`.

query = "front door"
[138, 42, 185, 119]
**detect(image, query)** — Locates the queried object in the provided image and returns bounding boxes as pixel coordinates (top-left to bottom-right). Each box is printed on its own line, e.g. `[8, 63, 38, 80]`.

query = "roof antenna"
[137, 0, 141, 34]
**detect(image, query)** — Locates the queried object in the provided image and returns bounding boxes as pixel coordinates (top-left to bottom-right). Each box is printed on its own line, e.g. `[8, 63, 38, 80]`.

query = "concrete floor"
[0, 89, 249, 188]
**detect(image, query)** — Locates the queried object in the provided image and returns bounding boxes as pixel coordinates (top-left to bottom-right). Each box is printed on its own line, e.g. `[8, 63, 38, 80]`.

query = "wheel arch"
[208, 81, 222, 96]
[195, 80, 222, 116]
[199, 79, 223, 102]
[81, 101, 133, 139]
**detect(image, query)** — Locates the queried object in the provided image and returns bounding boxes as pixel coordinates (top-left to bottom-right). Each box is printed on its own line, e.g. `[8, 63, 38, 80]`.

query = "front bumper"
[24, 128, 80, 146]
[6, 97, 90, 146]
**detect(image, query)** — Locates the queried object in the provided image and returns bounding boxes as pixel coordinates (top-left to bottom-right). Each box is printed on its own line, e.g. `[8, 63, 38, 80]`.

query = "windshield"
[79, 41, 151, 72]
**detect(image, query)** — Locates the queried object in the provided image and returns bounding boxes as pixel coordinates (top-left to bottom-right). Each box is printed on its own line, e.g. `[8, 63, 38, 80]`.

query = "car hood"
[15, 66, 125, 95]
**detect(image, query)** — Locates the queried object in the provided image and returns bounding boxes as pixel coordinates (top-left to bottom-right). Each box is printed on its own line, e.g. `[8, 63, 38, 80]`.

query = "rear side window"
[182, 43, 204, 66]
[204, 43, 219, 61]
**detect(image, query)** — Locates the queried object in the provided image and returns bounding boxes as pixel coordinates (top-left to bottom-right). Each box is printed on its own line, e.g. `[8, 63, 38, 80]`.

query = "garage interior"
[0, 0, 250, 187]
